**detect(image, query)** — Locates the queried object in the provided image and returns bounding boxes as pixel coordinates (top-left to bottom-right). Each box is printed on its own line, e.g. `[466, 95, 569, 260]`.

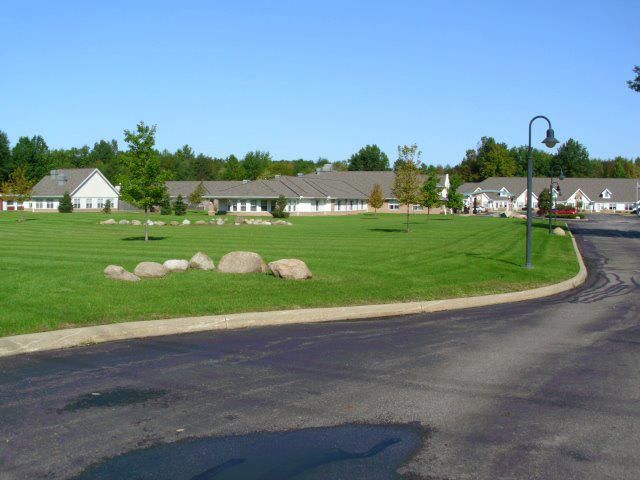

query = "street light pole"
[526, 116, 558, 269]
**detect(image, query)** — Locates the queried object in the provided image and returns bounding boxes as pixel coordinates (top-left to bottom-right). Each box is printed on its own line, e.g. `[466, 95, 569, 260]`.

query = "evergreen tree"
[272, 194, 289, 218]
[0, 130, 10, 181]
[103, 199, 112, 214]
[58, 191, 73, 213]
[173, 195, 187, 215]
[188, 181, 206, 205]
[538, 188, 552, 213]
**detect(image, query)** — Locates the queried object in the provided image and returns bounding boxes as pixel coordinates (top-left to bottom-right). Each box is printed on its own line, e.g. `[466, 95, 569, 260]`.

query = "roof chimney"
[297, 173, 304, 177]
[274, 174, 281, 179]
[50, 169, 58, 178]
[242, 179, 250, 184]
[57, 174, 67, 187]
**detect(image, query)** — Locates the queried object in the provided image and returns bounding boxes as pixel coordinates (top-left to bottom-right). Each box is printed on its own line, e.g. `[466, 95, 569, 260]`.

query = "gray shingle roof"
[31, 168, 101, 197]
[460, 177, 640, 203]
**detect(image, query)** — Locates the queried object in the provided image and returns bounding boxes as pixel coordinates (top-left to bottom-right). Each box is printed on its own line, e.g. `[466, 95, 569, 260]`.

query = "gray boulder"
[195, 220, 207, 225]
[104, 265, 140, 282]
[101, 218, 117, 225]
[216, 219, 225, 225]
[170, 221, 180, 226]
[189, 252, 215, 270]
[131, 220, 142, 226]
[163, 259, 190, 272]
[155, 221, 166, 226]
[268, 259, 312, 280]
[182, 219, 191, 225]
[553, 227, 566, 236]
[133, 261, 168, 278]
[118, 219, 130, 225]
[218, 251, 267, 274]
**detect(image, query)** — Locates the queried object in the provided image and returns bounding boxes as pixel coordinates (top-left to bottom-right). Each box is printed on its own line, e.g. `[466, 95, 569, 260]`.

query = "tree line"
[1, 128, 638, 188]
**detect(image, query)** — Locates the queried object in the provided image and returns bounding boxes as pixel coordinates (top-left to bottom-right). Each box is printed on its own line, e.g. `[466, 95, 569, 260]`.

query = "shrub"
[58, 192, 73, 213]
[102, 199, 112, 214]
[173, 195, 187, 216]
[272, 195, 290, 218]
[546, 213, 585, 219]
[159, 195, 172, 215]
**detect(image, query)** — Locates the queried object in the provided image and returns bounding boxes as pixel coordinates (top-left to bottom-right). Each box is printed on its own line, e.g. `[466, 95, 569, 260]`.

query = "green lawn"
[0, 211, 579, 337]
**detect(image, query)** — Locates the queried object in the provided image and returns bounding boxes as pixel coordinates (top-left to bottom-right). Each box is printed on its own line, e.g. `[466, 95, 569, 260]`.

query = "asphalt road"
[1, 214, 638, 479]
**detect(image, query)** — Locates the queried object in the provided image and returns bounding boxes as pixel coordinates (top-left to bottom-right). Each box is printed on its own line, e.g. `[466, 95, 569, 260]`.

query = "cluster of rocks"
[100, 218, 292, 226]
[499, 211, 527, 220]
[104, 251, 311, 282]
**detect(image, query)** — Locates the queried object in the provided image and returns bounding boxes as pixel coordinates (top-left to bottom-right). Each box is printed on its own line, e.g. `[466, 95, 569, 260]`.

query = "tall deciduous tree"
[223, 154, 245, 180]
[11, 135, 50, 182]
[421, 173, 441, 214]
[554, 139, 592, 177]
[348, 145, 390, 171]
[0, 130, 10, 181]
[477, 137, 517, 179]
[1, 166, 32, 222]
[119, 122, 168, 241]
[628, 65, 640, 92]
[367, 183, 384, 215]
[392, 144, 422, 232]
[242, 150, 272, 180]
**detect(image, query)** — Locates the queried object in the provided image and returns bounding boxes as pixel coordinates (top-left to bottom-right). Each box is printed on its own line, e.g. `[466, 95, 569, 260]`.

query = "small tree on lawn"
[446, 183, 464, 214]
[368, 183, 384, 215]
[538, 188, 552, 214]
[173, 194, 187, 216]
[188, 181, 206, 207]
[159, 194, 172, 215]
[118, 122, 168, 241]
[1, 166, 32, 222]
[58, 192, 73, 213]
[103, 199, 112, 214]
[421, 173, 441, 215]
[272, 194, 289, 218]
[392, 144, 422, 232]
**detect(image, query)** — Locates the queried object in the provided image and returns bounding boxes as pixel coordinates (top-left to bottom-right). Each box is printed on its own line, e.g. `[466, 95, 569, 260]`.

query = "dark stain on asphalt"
[71, 423, 427, 479]
[61, 388, 169, 412]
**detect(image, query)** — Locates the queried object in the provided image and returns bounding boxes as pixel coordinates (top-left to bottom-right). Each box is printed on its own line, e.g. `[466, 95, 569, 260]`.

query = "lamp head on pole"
[559, 168, 565, 181]
[542, 128, 559, 148]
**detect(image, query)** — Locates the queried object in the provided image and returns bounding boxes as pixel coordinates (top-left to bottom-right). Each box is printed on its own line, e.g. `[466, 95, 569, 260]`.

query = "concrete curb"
[0, 233, 587, 358]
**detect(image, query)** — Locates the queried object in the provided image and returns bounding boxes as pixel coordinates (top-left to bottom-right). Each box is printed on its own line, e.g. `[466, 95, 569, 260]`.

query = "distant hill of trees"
[1, 128, 637, 186]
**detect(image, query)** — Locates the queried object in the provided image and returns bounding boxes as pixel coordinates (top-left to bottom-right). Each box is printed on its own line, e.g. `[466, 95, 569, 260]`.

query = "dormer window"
[499, 187, 510, 198]
[601, 189, 612, 199]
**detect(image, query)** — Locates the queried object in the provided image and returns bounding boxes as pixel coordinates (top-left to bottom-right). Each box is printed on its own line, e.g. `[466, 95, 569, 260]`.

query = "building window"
[413, 204, 423, 211]
[36, 200, 43, 208]
[240, 200, 246, 212]
[86, 198, 93, 209]
[73, 198, 81, 209]
[250, 200, 257, 212]
[260, 200, 268, 212]
[315, 200, 320, 212]
[389, 201, 400, 210]
[46, 199, 54, 209]
[97, 198, 104, 209]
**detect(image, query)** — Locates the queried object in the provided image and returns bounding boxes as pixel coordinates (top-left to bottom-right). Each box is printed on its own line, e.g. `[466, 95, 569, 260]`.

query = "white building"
[460, 177, 640, 212]
[0, 168, 120, 211]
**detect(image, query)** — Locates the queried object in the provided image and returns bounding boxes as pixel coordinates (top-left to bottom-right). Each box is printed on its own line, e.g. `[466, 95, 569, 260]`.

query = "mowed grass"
[0, 211, 579, 337]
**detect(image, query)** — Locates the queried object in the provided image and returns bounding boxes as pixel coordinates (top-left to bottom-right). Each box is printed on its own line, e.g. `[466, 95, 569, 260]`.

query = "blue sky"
[1, 0, 638, 165]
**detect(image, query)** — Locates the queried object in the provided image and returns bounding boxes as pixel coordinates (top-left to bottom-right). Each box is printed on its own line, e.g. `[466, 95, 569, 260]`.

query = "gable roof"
[31, 169, 118, 197]
[460, 177, 640, 203]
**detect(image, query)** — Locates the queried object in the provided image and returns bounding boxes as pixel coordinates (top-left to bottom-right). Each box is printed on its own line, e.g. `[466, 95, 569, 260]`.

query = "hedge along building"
[0, 168, 120, 212]
[166, 171, 451, 216]
[460, 177, 640, 212]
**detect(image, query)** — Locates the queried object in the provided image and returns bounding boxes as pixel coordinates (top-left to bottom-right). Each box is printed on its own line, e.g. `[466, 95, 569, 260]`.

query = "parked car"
[473, 206, 486, 213]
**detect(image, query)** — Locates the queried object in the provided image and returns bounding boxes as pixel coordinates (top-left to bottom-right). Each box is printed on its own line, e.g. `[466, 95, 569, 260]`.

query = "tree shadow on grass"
[121, 236, 168, 241]
[464, 252, 521, 267]
[369, 228, 406, 233]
